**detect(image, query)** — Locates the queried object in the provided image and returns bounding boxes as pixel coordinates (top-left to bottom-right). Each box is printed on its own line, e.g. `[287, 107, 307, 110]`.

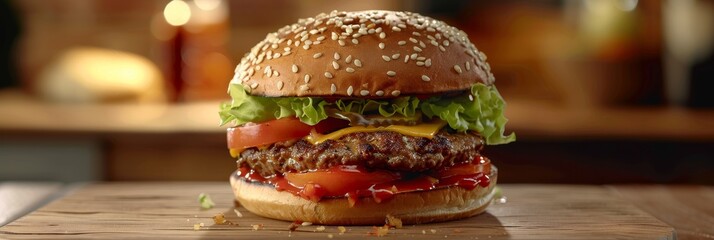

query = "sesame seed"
[391, 54, 400, 59]
[397, 23, 406, 28]
[379, 42, 385, 49]
[409, 38, 418, 43]
[465, 61, 471, 71]
[338, 40, 345, 46]
[382, 55, 391, 62]
[410, 53, 418, 60]
[398, 41, 406, 46]
[412, 32, 421, 36]
[304, 74, 311, 83]
[354, 59, 362, 67]
[294, 41, 300, 47]
[277, 81, 284, 90]
[421, 75, 430, 81]
[313, 53, 323, 58]
[391, 90, 401, 96]
[250, 82, 258, 89]
[331, 32, 338, 40]
[392, 26, 401, 32]
[316, 36, 326, 41]
[347, 86, 354, 96]
[416, 61, 424, 66]
[430, 40, 439, 46]
[345, 55, 352, 63]
[352, 39, 359, 44]
[352, 33, 361, 38]
[360, 90, 369, 96]
[273, 70, 279, 77]
[404, 55, 409, 63]
[453, 65, 463, 74]
[331, 83, 337, 93]
[332, 61, 340, 70]
[439, 46, 446, 52]
[379, 32, 386, 39]
[425, 59, 432, 67]
[375, 27, 382, 33]
[419, 41, 426, 48]
[302, 45, 310, 50]
[443, 40, 450, 46]
[334, 52, 340, 60]
[375, 90, 385, 96]
[427, 27, 436, 32]
[284, 47, 291, 52]
[299, 84, 309, 92]
[387, 71, 396, 77]
[413, 46, 422, 52]
[324, 72, 333, 79]
[291, 64, 298, 73]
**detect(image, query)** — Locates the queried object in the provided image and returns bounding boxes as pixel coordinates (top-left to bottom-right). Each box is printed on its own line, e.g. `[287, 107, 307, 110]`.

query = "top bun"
[231, 10, 495, 98]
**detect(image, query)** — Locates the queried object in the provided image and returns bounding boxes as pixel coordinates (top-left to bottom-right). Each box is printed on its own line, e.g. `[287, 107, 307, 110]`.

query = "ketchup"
[236, 157, 492, 206]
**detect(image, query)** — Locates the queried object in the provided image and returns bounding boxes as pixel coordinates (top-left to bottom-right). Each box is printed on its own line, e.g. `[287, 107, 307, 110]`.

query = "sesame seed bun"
[231, 10, 495, 97]
[229, 166, 498, 225]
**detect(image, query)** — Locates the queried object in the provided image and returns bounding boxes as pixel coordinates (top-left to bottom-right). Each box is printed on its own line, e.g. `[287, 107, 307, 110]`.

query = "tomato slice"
[227, 117, 349, 153]
[431, 156, 491, 179]
[227, 118, 312, 150]
[284, 165, 400, 196]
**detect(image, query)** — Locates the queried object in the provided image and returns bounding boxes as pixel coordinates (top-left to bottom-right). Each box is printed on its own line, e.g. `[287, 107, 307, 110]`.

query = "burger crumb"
[301, 222, 313, 226]
[385, 214, 403, 229]
[251, 224, 264, 231]
[422, 230, 427, 234]
[212, 213, 236, 225]
[233, 209, 243, 217]
[288, 221, 301, 231]
[315, 226, 326, 232]
[327, 233, 334, 238]
[199, 222, 205, 227]
[453, 228, 463, 233]
[213, 213, 226, 224]
[338, 226, 347, 235]
[193, 224, 201, 231]
[369, 225, 390, 237]
[430, 229, 437, 233]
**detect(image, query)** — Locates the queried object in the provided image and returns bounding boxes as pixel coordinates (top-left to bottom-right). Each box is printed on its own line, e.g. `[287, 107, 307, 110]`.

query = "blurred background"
[1, 0, 713, 184]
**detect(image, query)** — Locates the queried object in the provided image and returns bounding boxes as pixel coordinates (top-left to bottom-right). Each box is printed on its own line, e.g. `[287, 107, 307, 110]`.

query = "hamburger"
[220, 10, 515, 225]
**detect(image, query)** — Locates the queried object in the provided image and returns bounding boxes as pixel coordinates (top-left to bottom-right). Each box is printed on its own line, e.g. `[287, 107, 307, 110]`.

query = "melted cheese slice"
[305, 121, 447, 145]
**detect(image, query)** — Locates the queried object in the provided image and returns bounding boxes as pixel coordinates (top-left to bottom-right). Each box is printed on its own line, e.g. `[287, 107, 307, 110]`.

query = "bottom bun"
[229, 167, 497, 225]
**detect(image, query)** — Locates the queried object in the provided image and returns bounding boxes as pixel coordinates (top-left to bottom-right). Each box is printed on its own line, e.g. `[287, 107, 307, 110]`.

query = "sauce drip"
[235, 156, 492, 206]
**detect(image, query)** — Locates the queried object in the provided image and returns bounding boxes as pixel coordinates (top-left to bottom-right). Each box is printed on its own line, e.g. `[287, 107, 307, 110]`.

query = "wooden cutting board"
[0, 183, 674, 239]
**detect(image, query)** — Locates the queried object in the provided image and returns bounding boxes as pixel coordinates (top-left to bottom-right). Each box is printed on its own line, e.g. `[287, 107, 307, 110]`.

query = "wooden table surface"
[1, 183, 710, 239]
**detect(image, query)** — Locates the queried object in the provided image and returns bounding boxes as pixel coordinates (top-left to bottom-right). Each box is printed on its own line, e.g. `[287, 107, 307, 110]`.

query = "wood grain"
[611, 185, 714, 240]
[0, 183, 674, 239]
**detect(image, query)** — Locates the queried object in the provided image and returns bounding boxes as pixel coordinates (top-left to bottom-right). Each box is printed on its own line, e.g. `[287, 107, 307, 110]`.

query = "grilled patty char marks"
[237, 130, 484, 177]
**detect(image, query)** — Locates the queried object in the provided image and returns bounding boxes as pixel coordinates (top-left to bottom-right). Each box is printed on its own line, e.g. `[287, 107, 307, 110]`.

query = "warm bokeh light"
[163, 0, 191, 26]
[194, 0, 222, 11]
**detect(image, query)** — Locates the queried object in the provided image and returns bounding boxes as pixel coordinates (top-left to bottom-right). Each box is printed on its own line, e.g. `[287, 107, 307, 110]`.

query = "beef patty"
[237, 130, 484, 177]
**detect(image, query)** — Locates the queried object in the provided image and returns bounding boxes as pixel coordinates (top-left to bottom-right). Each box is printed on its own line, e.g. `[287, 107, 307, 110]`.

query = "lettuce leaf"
[421, 84, 516, 145]
[219, 83, 515, 145]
